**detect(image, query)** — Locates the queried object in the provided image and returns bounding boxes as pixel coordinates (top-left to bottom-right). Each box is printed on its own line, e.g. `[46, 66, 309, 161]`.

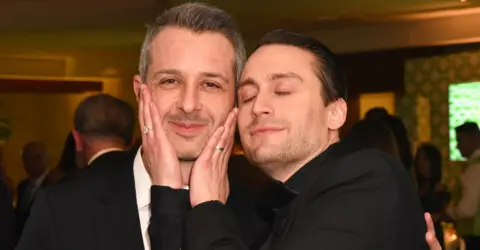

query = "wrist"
[152, 177, 184, 189]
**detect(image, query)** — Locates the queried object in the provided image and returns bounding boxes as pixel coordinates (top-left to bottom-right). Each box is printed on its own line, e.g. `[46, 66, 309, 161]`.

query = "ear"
[133, 75, 144, 102]
[327, 98, 347, 131]
[71, 130, 83, 152]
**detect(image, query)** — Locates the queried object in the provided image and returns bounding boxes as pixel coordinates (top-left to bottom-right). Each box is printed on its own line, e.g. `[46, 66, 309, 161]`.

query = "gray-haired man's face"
[134, 26, 236, 161]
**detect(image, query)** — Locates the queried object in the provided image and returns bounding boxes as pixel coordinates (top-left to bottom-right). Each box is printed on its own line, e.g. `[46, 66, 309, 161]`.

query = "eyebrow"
[269, 72, 304, 82]
[238, 77, 257, 89]
[151, 69, 229, 84]
[238, 72, 303, 89]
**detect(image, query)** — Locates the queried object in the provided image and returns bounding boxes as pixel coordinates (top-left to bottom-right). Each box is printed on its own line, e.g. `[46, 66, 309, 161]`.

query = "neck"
[179, 161, 193, 186]
[83, 140, 125, 165]
[267, 136, 339, 183]
[29, 171, 45, 181]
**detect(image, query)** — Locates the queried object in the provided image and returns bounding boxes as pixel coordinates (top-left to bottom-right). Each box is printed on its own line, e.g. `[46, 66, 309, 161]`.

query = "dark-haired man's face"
[456, 132, 475, 159]
[237, 44, 346, 180]
[133, 27, 236, 160]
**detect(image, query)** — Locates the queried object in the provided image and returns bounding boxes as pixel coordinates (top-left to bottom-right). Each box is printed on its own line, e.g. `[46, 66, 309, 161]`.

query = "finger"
[425, 232, 441, 250]
[212, 110, 236, 165]
[424, 212, 435, 237]
[198, 126, 225, 162]
[220, 109, 238, 166]
[149, 101, 166, 140]
[142, 87, 155, 140]
[138, 85, 146, 144]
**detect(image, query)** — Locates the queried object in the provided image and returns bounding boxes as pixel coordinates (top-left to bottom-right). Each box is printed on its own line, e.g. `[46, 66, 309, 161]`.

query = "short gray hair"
[138, 2, 246, 84]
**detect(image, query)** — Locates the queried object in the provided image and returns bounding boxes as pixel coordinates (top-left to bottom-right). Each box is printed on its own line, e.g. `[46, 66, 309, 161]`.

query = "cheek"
[236, 105, 251, 133]
[152, 93, 175, 120]
[201, 94, 234, 124]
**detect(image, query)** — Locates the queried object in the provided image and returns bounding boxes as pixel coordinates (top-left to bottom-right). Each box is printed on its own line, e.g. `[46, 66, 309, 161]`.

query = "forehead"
[242, 44, 318, 82]
[149, 26, 235, 79]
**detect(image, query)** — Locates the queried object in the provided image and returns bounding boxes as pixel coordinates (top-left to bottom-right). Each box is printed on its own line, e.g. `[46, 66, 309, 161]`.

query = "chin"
[172, 139, 205, 161]
[246, 147, 280, 165]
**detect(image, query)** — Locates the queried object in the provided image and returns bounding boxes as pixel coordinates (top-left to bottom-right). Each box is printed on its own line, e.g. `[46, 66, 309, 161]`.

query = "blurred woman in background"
[414, 143, 451, 249]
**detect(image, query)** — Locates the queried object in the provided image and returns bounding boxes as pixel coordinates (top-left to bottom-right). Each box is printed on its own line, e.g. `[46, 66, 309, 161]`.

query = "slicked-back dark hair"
[256, 29, 347, 104]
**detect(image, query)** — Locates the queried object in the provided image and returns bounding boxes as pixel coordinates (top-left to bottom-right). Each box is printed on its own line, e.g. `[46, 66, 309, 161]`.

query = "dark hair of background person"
[343, 119, 399, 158]
[364, 107, 390, 120]
[386, 115, 413, 171]
[256, 29, 347, 105]
[74, 94, 135, 146]
[455, 121, 480, 135]
[364, 107, 413, 171]
[57, 132, 78, 175]
[414, 143, 443, 187]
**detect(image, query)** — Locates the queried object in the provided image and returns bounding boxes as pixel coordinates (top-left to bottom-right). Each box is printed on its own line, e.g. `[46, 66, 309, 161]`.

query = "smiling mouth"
[250, 127, 285, 136]
[169, 121, 206, 137]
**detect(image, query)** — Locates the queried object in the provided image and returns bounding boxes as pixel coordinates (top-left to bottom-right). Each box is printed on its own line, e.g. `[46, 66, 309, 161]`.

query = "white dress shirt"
[447, 149, 480, 220]
[133, 148, 189, 250]
[133, 149, 152, 250]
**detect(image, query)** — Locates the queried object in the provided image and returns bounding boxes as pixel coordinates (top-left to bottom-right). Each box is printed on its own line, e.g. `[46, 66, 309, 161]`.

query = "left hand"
[189, 108, 237, 207]
[425, 212, 442, 250]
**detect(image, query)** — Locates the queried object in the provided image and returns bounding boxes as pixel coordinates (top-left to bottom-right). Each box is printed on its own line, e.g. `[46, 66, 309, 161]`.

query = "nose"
[252, 92, 273, 118]
[176, 84, 201, 113]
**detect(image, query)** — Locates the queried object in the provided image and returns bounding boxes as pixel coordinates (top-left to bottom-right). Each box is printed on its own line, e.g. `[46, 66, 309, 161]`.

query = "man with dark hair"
[180, 29, 429, 249]
[447, 121, 480, 249]
[16, 94, 135, 250]
[72, 93, 135, 167]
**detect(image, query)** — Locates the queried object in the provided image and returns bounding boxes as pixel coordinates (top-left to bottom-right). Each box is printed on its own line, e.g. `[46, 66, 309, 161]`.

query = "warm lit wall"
[0, 47, 141, 185]
[359, 92, 396, 118]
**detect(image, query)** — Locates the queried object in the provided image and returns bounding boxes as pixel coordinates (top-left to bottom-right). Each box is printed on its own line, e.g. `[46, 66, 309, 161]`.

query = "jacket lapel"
[89, 153, 145, 250]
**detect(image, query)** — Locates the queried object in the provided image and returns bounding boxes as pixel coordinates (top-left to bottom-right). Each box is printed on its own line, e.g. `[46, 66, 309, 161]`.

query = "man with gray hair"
[15, 3, 247, 250]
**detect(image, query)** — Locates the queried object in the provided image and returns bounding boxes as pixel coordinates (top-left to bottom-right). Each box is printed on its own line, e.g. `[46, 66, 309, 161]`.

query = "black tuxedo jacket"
[1, 179, 17, 250]
[15, 151, 146, 250]
[174, 142, 428, 250]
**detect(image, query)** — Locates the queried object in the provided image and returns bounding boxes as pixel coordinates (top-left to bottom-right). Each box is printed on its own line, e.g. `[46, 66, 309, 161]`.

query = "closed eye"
[241, 96, 255, 104]
[275, 91, 291, 96]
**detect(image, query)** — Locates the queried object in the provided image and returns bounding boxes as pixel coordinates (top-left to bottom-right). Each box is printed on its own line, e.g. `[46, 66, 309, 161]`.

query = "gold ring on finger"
[143, 126, 153, 135]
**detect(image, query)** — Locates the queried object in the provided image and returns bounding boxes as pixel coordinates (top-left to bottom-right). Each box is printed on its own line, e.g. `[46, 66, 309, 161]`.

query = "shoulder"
[335, 148, 403, 180]
[308, 147, 411, 198]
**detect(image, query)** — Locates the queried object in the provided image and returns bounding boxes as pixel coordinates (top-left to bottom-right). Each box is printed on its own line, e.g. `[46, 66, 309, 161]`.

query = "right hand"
[139, 84, 183, 188]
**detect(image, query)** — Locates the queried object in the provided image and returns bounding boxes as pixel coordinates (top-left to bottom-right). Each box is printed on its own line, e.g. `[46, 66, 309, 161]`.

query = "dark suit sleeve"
[15, 189, 56, 250]
[185, 201, 248, 250]
[148, 186, 189, 250]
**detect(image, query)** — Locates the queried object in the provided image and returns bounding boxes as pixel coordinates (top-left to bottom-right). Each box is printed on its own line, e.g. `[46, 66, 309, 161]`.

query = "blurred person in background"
[364, 107, 413, 172]
[43, 132, 82, 185]
[447, 122, 480, 249]
[414, 143, 450, 249]
[343, 118, 399, 158]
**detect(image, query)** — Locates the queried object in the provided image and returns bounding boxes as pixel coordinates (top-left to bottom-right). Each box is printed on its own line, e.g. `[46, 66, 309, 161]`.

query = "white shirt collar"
[133, 147, 189, 209]
[87, 148, 123, 166]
